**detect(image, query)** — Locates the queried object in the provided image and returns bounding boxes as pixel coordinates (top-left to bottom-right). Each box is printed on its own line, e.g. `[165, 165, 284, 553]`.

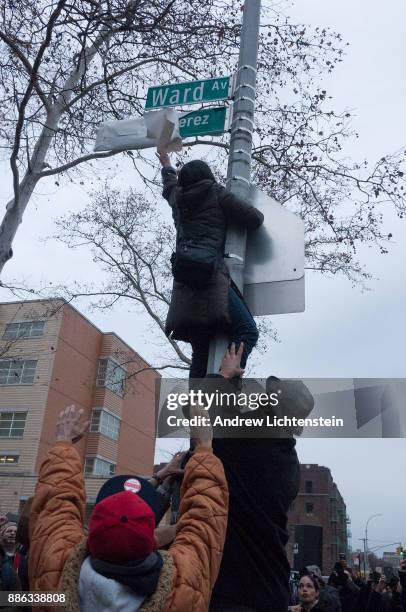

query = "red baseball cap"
[88, 490, 155, 564]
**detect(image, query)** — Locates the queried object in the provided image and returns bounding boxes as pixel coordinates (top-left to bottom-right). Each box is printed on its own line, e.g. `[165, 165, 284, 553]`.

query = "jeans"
[189, 286, 259, 378]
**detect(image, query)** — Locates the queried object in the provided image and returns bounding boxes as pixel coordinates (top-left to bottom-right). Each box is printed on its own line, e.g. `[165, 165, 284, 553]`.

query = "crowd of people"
[289, 562, 406, 612]
[2, 475, 406, 612]
[1, 387, 405, 612]
[0, 156, 404, 612]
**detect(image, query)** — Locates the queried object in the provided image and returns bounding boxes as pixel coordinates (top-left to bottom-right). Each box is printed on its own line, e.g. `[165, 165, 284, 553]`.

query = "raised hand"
[56, 405, 90, 444]
[190, 402, 212, 449]
[155, 451, 187, 481]
[219, 342, 245, 379]
[373, 575, 386, 594]
[156, 149, 172, 167]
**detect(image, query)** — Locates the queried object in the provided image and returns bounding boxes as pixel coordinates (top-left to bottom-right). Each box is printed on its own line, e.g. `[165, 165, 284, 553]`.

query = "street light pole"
[207, 0, 261, 373]
[364, 513, 383, 575]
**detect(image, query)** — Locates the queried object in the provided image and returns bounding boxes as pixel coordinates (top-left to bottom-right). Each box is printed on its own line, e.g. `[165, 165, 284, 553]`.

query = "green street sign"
[145, 76, 232, 110]
[179, 107, 228, 139]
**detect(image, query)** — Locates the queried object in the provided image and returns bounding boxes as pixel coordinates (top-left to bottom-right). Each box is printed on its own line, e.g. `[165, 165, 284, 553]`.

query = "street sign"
[145, 76, 232, 110]
[243, 187, 305, 316]
[179, 107, 227, 139]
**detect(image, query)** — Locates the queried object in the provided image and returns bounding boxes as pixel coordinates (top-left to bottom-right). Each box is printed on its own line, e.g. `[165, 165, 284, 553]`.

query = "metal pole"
[365, 513, 383, 575]
[363, 538, 367, 577]
[207, 0, 261, 373]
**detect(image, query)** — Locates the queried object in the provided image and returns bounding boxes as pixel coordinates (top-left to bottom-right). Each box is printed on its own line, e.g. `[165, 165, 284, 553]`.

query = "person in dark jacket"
[301, 566, 341, 612]
[205, 374, 313, 612]
[157, 151, 264, 377]
[14, 498, 32, 593]
[399, 560, 406, 612]
[290, 574, 325, 611]
[329, 565, 360, 612]
[0, 542, 22, 612]
[367, 563, 406, 612]
[357, 573, 379, 612]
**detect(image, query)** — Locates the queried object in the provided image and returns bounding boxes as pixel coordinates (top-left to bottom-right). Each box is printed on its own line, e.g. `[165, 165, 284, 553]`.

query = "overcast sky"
[1, 0, 405, 555]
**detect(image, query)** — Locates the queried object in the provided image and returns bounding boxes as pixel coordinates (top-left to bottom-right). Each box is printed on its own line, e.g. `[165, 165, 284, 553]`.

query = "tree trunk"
[0, 176, 40, 274]
[0, 109, 60, 276]
[0, 26, 113, 278]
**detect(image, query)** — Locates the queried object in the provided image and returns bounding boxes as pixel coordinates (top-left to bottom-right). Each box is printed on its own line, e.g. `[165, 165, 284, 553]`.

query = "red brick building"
[287, 463, 349, 575]
[0, 299, 159, 515]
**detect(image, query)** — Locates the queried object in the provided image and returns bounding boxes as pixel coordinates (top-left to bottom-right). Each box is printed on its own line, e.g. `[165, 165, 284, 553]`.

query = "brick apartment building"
[287, 463, 349, 575]
[0, 299, 159, 515]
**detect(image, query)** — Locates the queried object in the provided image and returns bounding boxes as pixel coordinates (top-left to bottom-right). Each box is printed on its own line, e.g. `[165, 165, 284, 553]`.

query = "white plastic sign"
[243, 187, 305, 315]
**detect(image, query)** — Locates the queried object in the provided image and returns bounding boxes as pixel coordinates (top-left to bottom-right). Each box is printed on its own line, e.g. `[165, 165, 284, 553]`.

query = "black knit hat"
[177, 160, 215, 187]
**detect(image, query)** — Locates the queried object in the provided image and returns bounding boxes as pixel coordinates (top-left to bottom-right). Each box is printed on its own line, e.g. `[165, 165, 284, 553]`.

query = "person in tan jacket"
[28, 348, 243, 612]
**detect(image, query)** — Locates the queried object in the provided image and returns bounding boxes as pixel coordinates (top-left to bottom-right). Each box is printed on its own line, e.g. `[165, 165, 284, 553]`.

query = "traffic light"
[396, 545, 404, 557]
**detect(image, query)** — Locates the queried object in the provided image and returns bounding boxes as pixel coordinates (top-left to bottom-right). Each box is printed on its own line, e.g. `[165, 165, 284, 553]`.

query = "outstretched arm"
[29, 406, 90, 592]
[157, 149, 178, 203]
[218, 186, 264, 230]
[166, 404, 229, 611]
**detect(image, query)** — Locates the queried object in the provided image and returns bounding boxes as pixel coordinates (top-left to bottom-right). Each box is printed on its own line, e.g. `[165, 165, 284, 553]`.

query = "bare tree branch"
[9, 0, 68, 205]
[0, 31, 50, 110]
[38, 148, 119, 177]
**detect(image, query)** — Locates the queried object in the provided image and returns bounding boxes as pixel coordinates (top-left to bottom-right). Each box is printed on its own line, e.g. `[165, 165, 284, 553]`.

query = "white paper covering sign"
[94, 108, 182, 153]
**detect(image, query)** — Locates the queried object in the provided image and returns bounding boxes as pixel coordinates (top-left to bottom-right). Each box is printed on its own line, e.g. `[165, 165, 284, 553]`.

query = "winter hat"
[177, 160, 215, 187]
[266, 377, 314, 419]
[88, 476, 160, 565]
[305, 565, 322, 579]
[0, 513, 8, 527]
[0, 522, 17, 540]
[88, 491, 155, 564]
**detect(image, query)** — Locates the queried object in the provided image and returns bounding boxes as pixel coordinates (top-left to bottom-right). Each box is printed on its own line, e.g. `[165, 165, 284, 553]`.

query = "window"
[90, 409, 120, 441]
[0, 412, 27, 438]
[0, 453, 19, 465]
[306, 503, 314, 515]
[0, 360, 37, 385]
[84, 457, 116, 478]
[3, 321, 45, 339]
[96, 359, 126, 397]
[305, 480, 313, 494]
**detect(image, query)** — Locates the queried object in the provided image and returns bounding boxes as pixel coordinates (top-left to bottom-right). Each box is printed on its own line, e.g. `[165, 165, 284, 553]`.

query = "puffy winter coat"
[29, 442, 228, 612]
[162, 166, 264, 342]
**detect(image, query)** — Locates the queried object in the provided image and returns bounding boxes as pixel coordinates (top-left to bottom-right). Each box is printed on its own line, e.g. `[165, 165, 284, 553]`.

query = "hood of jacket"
[59, 539, 174, 612]
[175, 179, 216, 209]
[89, 552, 163, 597]
[79, 557, 146, 612]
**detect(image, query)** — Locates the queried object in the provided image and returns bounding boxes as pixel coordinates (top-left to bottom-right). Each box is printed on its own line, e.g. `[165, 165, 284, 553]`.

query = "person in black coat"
[158, 151, 264, 377]
[290, 574, 326, 611]
[329, 565, 360, 612]
[300, 567, 341, 612]
[0, 542, 22, 612]
[365, 564, 406, 612]
[158, 153, 311, 611]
